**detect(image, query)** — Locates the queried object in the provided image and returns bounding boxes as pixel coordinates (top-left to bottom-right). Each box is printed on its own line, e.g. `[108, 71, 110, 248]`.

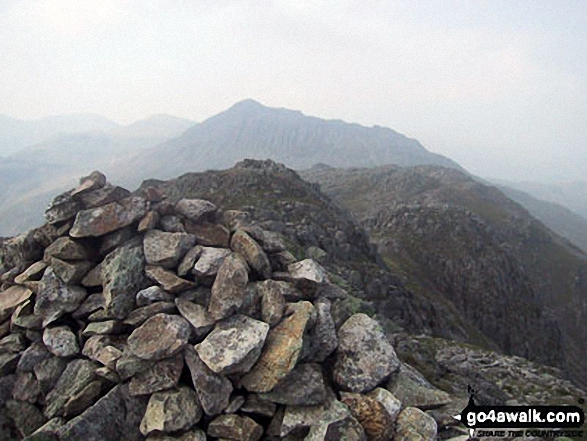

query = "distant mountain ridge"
[116, 99, 461, 187]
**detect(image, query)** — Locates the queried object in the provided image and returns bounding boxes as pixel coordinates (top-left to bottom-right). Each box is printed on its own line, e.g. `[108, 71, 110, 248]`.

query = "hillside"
[117, 99, 461, 188]
[302, 164, 587, 388]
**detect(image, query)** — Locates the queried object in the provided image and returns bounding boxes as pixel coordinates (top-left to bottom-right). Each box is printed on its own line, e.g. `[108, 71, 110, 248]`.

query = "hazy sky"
[1, 0, 586, 181]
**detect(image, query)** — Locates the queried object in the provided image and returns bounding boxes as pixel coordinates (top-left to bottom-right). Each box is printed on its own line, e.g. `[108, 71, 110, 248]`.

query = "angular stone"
[281, 397, 350, 437]
[231, 229, 272, 279]
[43, 326, 80, 357]
[128, 313, 191, 360]
[70, 196, 147, 238]
[195, 315, 269, 375]
[13, 372, 41, 403]
[225, 395, 246, 414]
[333, 313, 399, 393]
[260, 280, 286, 327]
[306, 297, 338, 362]
[80, 264, 102, 287]
[159, 214, 185, 232]
[137, 285, 173, 306]
[129, 354, 183, 396]
[269, 250, 297, 272]
[208, 253, 249, 320]
[0, 332, 26, 352]
[82, 335, 123, 369]
[140, 387, 202, 435]
[193, 247, 231, 278]
[82, 319, 124, 337]
[394, 407, 437, 441]
[145, 265, 195, 293]
[242, 226, 287, 253]
[138, 210, 160, 233]
[241, 301, 315, 393]
[21, 417, 65, 441]
[34, 356, 67, 395]
[11, 300, 43, 329]
[145, 429, 206, 441]
[15, 261, 48, 284]
[207, 414, 263, 441]
[116, 346, 155, 380]
[240, 394, 277, 418]
[99, 226, 135, 255]
[63, 380, 104, 417]
[6, 399, 47, 438]
[56, 384, 147, 441]
[1, 285, 33, 318]
[72, 292, 105, 318]
[77, 184, 132, 209]
[71, 171, 107, 197]
[259, 363, 327, 406]
[46, 191, 82, 224]
[0, 352, 20, 375]
[386, 363, 451, 410]
[257, 279, 303, 303]
[44, 237, 91, 261]
[101, 241, 146, 319]
[322, 415, 367, 441]
[176, 298, 215, 339]
[175, 198, 217, 222]
[340, 392, 393, 441]
[44, 359, 98, 419]
[177, 246, 203, 277]
[17, 342, 51, 372]
[185, 221, 230, 247]
[124, 301, 176, 327]
[281, 259, 330, 296]
[367, 387, 402, 423]
[144, 230, 196, 269]
[50, 258, 94, 284]
[184, 347, 232, 416]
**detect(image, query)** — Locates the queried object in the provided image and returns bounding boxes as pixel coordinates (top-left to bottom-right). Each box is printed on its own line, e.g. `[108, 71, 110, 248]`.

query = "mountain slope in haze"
[302, 164, 587, 387]
[0, 113, 120, 155]
[0, 114, 196, 236]
[118, 99, 461, 188]
[498, 184, 587, 253]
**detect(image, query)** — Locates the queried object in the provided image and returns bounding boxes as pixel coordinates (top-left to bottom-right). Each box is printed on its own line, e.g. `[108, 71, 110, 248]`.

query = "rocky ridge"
[0, 170, 442, 440]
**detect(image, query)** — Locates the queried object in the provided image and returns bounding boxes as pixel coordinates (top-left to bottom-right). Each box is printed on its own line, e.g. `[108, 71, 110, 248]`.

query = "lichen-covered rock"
[70, 197, 147, 238]
[333, 313, 399, 393]
[128, 313, 191, 360]
[44, 237, 91, 261]
[184, 347, 232, 416]
[49, 258, 94, 284]
[143, 230, 196, 269]
[386, 363, 451, 410]
[280, 396, 350, 437]
[241, 301, 314, 393]
[145, 265, 195, 293]
[196, 315, 269, 375]
[34, 268, 87, 326]
[230, 229, 272, 279]
[128, 354, 184, 396]
[140, 387, 202, 436]
[43, 326, 80, 357]
[175, 298, 215, 339]
[260, 281, 286, 327]
[306, 297, 338, 362]
[207, 414, 263, 441]
[192, 247, 231, 278]
[185, 222, 230, 247]
[340, 392, 394, 441]
[394, 407, 437, 441]
[208, 253, 249, 320]
[259, 363, 327, 406]
[6, 399, 47, 438]
[136, 286, 174, 307]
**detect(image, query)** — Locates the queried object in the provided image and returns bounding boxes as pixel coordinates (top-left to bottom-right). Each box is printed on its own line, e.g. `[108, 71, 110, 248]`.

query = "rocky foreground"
[0, 171, 448, 440]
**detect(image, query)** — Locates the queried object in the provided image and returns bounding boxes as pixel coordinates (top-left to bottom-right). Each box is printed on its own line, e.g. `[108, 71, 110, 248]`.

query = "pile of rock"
[0, 172, 440, 440]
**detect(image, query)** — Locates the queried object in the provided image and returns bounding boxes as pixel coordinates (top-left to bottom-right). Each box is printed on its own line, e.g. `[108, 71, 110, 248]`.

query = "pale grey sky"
[1, 0, 586, 181]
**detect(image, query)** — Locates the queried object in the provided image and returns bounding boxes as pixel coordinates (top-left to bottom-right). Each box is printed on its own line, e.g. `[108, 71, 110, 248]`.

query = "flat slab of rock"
[281, 397, 350, 437]
[185, 222, 230, 247]
[70, 197, 147, 238]
[195, 315, 269, 375]
[128, 313, 191, 360]
[207, 414, 263, 441]
[394, 407, 437, 441]
[241, 301, 314, 393]
[145, 265, 195, 293]
[1, 285, 33, 318]
[14, 261, 47, 284]
[50, 258, 94, 284]
[175, 199, 217, 222]
[143, 230, 196, 269]
[208, 253, 249, 320]
[175, 298, 215, 339]
[185, 347, 232, 416]
[230, 230, 272, 279]
[333, 313, 399, 393]
[43, 326, 80, 357]
[44, 237, 91, 261]
[140, 387, 202, 436]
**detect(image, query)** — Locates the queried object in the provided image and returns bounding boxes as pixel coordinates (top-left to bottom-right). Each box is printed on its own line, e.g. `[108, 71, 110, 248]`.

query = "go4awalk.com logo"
[453, 390, 585, 439]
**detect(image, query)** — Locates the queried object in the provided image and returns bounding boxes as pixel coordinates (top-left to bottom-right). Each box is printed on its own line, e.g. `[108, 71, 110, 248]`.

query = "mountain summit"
[118, 100, 461, 186]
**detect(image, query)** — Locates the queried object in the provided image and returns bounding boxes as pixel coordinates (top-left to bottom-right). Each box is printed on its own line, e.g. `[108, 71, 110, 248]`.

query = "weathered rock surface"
[340, 392, 394, 441]
[143, 230, 196, 269]
[34, 268, 87, 326]
[140, 387, 202, 435]
[192, 246, 231, 278]
[231, 229, 272, 279]
[175, 199, 217, 222]
[394, 407, 437, 441]
[208, 253, 249, 320]
[333, 313, 400, 393]
[128, 313, 191, 360]
[70, 197, 147, 238]
[43, 326, 80, 357]
[175, 298, 215, 339]
[208, 414, 263, 441]
[196, 315, 269, 375]
[145, 265, 195, 293]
